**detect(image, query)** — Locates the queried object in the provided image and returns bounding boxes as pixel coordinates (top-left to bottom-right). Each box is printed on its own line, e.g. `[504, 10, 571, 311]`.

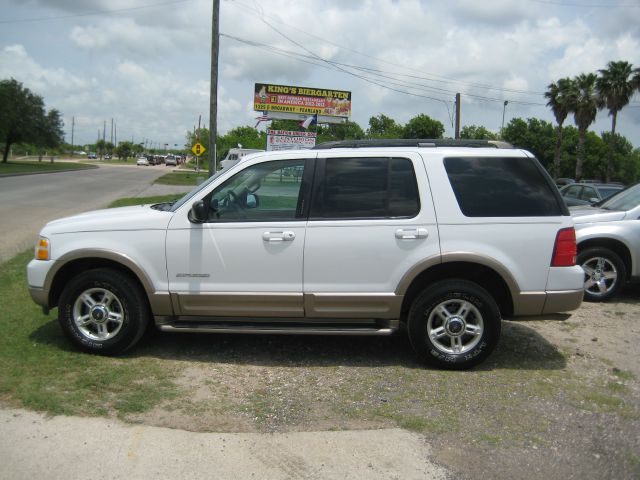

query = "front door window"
[208, 159, 307, 222]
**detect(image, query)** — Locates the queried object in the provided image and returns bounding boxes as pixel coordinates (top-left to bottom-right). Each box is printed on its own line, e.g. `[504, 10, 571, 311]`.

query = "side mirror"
[189, 200, 208, 223]
[246, 193, 258, 209]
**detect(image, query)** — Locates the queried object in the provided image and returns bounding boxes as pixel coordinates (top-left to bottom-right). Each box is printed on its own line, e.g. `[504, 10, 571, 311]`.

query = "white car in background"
[136, 156, 149, 166]
[571, 182, 640, 301]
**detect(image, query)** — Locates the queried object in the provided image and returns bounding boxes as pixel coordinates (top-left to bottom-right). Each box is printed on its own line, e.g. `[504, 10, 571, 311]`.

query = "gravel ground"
[113, 284, 640, 480]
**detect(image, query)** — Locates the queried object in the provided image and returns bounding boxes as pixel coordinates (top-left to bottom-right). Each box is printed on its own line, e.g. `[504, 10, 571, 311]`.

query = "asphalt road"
[0, 163, 183, 263]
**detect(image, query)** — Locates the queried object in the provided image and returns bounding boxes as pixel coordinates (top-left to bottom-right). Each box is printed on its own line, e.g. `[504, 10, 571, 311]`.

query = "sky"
[1, 0, 640, 149]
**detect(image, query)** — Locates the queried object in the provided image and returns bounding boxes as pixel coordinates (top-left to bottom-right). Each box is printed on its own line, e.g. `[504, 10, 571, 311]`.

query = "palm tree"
[545, 77, 573, 180]
[633, 67, 640, 102]
[567, 73, 600, 182]
[596, 61, 636, 182]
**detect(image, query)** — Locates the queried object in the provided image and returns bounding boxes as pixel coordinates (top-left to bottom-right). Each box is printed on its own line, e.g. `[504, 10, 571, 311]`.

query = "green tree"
[601, 131, 639, 183]
[316, 120, 365, 143]
[218, 126, 265, 163]
[35, 109, 64, 162]
[115, 141, 135, 161]
[502, 117, 555, 171]
[459, 125, 497, 140]
[596, 61, 636, 182]
[545, 77, 573, 179]
[0, 79, 47, 163]
[568, 73, 600, 181]
[269, 119, 301, 131]
[402, 114, 444, 139]
[367, 114, 403, 138]
[95, 139, 106, 159]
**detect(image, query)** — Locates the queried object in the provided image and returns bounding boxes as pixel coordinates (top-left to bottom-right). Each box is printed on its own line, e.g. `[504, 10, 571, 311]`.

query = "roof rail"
[312, 139, 514, 149]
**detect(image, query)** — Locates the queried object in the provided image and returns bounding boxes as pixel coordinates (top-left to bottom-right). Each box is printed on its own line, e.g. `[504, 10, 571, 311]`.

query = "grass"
[0, 250, 179, 418]
[0, 160, 95, 175]
[154, 171, 208, 186]
[108, 194, 186, 208]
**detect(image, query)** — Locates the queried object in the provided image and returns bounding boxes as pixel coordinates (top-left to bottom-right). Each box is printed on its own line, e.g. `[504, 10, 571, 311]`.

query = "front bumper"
[27, 258, 53, 308]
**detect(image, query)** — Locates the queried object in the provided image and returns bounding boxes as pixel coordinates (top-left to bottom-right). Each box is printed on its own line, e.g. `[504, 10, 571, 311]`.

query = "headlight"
[36, 236, 50, 260]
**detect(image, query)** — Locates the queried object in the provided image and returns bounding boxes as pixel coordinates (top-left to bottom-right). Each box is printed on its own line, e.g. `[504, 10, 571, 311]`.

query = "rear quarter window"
[444, 156, 562, 217]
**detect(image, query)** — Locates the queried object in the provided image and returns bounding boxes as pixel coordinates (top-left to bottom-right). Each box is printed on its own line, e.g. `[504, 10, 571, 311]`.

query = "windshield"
[599, 183, 640, 211]
[170, 170, 225, 212]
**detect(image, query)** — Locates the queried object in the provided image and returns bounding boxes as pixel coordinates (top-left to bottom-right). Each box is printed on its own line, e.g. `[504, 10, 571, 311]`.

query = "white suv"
[27, 139, 584, 369]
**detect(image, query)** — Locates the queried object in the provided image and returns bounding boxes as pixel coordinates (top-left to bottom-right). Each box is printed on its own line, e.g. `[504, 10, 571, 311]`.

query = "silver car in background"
[571, 183, 640, 301]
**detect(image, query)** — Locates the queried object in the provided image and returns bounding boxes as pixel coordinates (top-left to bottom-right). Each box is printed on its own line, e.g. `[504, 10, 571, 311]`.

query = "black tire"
[58, 268, 149, 355]
[407, 280, 501, 370]
[578, 247, 626, 302]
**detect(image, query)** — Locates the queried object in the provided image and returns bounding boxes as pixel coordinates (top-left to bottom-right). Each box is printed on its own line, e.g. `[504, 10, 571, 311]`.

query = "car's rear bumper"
[512, 288, 584, 316]
[542, 288, 584, 313]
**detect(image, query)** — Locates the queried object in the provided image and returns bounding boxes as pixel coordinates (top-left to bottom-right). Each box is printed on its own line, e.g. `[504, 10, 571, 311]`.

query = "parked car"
[571, 182, 640, 301]
[556, 177, 575, 188]
[165, 155, 177, 166]
[27, 139, 584, 369]
[136, 156, 149, 166]
[87, 153, 97, 159]
[559, 182, 624, 206]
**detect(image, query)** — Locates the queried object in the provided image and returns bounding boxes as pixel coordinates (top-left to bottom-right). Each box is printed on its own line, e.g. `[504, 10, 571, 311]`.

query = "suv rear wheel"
[58, 268, 149, 354]
[407, 280, 501, 369]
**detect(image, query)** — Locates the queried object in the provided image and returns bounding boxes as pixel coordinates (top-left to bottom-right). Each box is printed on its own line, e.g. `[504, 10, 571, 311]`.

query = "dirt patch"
[121, 284, 640, 479]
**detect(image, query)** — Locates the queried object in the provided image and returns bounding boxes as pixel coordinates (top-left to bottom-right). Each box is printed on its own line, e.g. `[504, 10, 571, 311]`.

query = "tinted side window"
[311, 157, 420, 219]
[444, 156, 562, 217]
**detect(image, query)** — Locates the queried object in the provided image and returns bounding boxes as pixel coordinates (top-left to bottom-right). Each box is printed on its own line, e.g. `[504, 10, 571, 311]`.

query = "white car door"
[166, 154, 312, 318]
[303, 151, 440, 319]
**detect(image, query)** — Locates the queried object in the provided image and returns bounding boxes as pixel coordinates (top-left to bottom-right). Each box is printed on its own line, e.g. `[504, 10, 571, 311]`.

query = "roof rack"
[312, 139, 513, 149]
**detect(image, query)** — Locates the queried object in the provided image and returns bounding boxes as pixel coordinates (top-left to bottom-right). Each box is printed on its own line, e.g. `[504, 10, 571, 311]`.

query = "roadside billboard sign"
[255, 83, 351, 118]
[266, 129, 317, 151]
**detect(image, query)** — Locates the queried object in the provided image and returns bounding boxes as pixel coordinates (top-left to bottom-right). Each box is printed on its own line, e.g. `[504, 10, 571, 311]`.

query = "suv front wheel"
[58, 268, 149, 355]
[407, 280, 501, 369]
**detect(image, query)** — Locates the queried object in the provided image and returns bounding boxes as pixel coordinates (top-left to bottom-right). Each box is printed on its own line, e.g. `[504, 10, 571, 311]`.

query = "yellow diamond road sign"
[191, 142, 206, 157]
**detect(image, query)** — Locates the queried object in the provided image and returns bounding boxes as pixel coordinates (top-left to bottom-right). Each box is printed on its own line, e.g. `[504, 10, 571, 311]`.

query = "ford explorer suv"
[27, 139, 584, 369]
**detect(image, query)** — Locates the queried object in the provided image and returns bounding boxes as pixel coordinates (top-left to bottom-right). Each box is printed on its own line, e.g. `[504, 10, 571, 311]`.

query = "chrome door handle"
[262, 231, 296, 242]
[395, 228, 428, 239]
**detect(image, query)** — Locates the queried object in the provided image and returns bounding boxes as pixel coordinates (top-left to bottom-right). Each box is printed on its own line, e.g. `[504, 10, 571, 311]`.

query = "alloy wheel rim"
[426, 299, 484, 354]
[582, 256, 618, 298]
[72, 288, 124, 341]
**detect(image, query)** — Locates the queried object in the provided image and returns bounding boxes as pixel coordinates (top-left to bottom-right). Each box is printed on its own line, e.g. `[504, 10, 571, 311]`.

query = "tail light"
[551, 227, 577, 266]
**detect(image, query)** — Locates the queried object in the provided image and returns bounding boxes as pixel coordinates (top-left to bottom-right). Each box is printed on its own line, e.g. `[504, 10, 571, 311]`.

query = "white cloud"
[2, 0, 640, 146]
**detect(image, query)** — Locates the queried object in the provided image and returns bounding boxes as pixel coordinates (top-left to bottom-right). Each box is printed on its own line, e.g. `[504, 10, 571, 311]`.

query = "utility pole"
[209, 0, 220, 177]
[71, 116, 75, 153]
[455, 93, 461, 139]
[501, 100, 509, 139]
[110, 118, 114, 145]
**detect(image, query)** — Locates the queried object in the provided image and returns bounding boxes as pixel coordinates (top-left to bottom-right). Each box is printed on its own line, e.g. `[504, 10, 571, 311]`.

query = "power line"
[526, 0, 640, 8]
[221, 33, 547, 110]
[227, 0, 548, 98]
[0, 0, 194, 24]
